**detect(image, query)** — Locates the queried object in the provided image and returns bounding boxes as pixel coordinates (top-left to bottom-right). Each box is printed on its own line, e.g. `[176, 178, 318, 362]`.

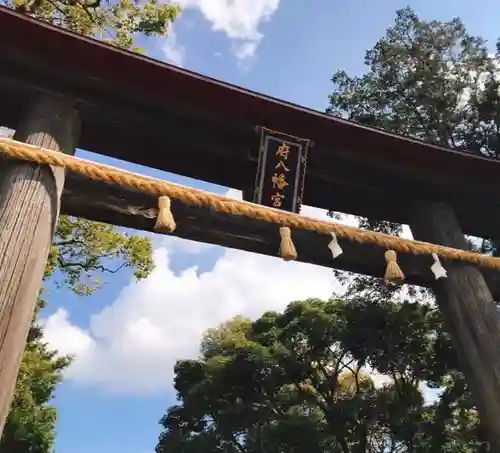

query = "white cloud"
[231, 40, 259, 63]
[42, 188, 419, 398]
[177, 0, 280, 62]
[43, 310, 95, 357]
[43, 241, 337, 394]
[162, 27, 185, 67]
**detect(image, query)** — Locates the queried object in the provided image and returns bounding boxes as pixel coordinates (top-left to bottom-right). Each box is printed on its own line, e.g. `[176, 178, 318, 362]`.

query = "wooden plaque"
[253, 127, 310, 213]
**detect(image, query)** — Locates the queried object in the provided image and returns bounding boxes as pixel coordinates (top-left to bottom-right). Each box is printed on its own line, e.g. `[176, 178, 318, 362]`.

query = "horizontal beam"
[1, 73, 500, 245]
[60, 171, 500, 300]
[0, 72, 478, 200]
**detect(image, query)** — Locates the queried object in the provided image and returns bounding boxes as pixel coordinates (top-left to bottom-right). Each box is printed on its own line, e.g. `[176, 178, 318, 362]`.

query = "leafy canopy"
[327, 7, 500, 157]
[2, 0, 180, 52]
[157, 299, 485, 453]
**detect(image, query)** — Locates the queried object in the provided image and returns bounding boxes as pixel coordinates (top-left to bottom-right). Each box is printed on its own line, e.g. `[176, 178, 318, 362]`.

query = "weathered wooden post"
[0, 95, 80, 435]
[410, 201, 500, 450]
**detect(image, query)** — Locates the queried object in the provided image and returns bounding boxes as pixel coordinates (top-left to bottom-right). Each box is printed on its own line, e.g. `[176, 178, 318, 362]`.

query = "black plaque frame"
[253, 127, 310, 213]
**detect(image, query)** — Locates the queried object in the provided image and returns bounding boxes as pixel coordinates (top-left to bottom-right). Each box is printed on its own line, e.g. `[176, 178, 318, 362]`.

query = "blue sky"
[16, 1, 500, 452]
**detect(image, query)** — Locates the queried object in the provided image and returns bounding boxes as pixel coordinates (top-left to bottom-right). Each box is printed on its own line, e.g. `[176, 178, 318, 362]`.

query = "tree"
[0, 341, 70, 453]
[327, 7, 499, 154]
[0, 0, 179, 447]
[48, 216, 153, 294]
[2, 0, 181, 52]
[201, 316, 253, 359]
[157, 299, 486, 453]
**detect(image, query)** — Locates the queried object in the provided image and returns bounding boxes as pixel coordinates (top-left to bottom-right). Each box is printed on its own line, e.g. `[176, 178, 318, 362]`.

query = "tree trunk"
[409, 201, 500, 450]
[0, 95, 80, 436]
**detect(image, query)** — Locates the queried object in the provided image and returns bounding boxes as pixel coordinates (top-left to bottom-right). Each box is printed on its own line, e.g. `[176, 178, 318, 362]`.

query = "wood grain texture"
[410, 202, 500, 450]
[0, 95, 80, 435]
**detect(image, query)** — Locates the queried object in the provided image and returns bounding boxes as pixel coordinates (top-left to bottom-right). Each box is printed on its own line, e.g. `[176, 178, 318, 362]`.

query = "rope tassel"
[154, 195, 176, 233]
[279, 226, 297, 261]
[384, 250, 405, 284]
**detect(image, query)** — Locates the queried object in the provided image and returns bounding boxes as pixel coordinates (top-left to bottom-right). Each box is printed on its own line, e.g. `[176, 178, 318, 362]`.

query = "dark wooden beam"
[59, 172, 500, 300]
[2, 2, 499, 193]
[0, 95, 80, 436]
[0, 73, 479, 206]
[0, 70, 483, 202]
[1, 75, 499, 246]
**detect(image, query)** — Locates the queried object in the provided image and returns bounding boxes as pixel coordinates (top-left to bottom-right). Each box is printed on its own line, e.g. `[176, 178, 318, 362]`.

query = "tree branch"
[57, 258, 127, 274]
[53, 239, 87, 247]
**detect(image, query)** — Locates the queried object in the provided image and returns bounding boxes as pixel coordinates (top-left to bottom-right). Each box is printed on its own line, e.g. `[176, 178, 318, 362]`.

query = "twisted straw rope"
[1, 137, 499, 270]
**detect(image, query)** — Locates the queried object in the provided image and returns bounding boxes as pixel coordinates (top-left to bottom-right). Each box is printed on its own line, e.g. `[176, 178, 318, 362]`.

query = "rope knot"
[154, 195, 176, 233]
[384, 249, 405, 284]
[279, 226, 297, 261]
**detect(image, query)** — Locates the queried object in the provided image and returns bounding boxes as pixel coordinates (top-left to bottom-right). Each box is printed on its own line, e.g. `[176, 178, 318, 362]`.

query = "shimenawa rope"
[0, 137, 498, 282]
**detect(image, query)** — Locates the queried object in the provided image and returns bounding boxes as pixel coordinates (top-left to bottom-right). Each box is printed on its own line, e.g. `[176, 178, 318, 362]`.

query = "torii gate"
[1, 5, 500, 449]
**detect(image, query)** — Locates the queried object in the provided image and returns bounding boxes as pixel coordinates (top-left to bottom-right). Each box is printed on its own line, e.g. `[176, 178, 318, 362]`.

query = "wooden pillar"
[410, 201, 500, 450]
[0, 95, 80, 435]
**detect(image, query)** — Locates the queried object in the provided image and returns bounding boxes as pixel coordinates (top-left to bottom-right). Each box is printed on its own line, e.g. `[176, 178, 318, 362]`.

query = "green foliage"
[0, 343, 70, 453]
[157, 300, 485, 453]
[3, 0, 181, 52]
[201, 316, 253, 359]
[49, 216, 154, 295]
[327, 7, 499, 154]
[321, 7, 496, 451]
